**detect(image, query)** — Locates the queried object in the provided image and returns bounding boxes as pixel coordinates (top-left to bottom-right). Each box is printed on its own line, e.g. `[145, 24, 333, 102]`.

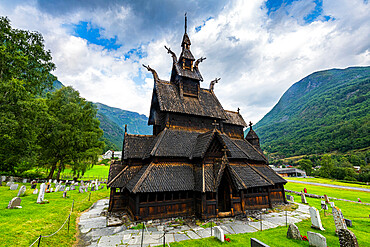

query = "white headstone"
[17, 185, 27, 197]
[37, 183, 46, 203]
[63, 191, 67, 198]
[70, 184, 75, 190]
[329, 202, 335, 208]
[301, 193, 307, 204]
[53, 179, 57, 184]
[22, 179, 27, 183]
[10, 183, 18, 190]
[33, 188, 38, 194]
[309, 207, 325, 230]
[333, 206, 347, 233]
[95, 181, 99, 191]
[84, 187, 88, 193]
[79, 186, 84, 193]
[214, 226, 224, 242]
[7, 197, 22, 209]
[65, 187, 70, 191]
[6, 181, 13, 187]
[321, 201, 328, 210]
[55, 185, 61, 192]
[50, 188, 54, 192]
[307, 231, 327, 247]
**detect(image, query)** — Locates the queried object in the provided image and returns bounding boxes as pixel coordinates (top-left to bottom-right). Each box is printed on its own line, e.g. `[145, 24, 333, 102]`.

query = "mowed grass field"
[172, 181, 370, 247]
[285, 177, 370, 189]
[62, 164, 110, 179]
[0, 182, 109, 247]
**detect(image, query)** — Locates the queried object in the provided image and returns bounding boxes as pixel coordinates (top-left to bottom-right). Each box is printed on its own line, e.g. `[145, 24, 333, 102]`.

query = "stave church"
[107, 16, 287, 220]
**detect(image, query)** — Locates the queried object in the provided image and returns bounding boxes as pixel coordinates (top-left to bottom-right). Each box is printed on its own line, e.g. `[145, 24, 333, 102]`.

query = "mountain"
[94, 103, 152, 151]
[46, 80, 151, 151]
[254, 66, 370, 158]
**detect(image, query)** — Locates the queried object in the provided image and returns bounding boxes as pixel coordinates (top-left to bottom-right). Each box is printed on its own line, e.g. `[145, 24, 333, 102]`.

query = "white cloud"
[0, 0, 369, 125]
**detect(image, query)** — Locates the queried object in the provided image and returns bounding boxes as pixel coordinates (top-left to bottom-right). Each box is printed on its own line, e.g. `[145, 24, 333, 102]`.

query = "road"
[286, 179, 370, 192]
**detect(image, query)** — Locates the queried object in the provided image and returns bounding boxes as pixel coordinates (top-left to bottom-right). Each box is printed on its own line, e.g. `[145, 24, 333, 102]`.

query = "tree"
[298, 159, 313, 176]
[39, 87, 104, 179]
[0, 17, 56, 174]
[319, 154, 335, 178]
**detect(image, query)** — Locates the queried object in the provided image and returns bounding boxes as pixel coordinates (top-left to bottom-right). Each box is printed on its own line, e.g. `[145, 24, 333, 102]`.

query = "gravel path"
[287, 180, 370, 192]
[77, 199, 311, 246]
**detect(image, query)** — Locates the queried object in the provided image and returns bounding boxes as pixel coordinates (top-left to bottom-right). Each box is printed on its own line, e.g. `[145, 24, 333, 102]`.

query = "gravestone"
[213, 226, 224, 242]
[7, 197, 22, 209]
[287, 223, 302, 240]
[37, 183, 46, 203]
[344, 218, 352, 227]
[63, 191, 67, 198]
[33, 189, 38, 194]
[329, 202, 335, 208]
[53, 179, 57, 184]
[309, 207, 325, 230]
[307, 231, 327, 247]
[333, 206, 347, 234]
[60, 185, 65, 191]
[70, 184, 75, 190]
[100, 185, 104, 189]
[49, 179, 52, 184]
[0, 176, 2, 186]
[324, 194, 330, 203]
[6, 182, 13, 187]
[95, 181, 99, 191]
[79, 186, 84, 193]
[301, 193, 307, 204]
[65, 187, 70, 191]
[251, 238, 270, 247]
[84, 187, 88, 193]
[9, 176, 14, 182]
[22, 178, 27, 183]
[338, 228, 359, 247]
[286, 195, 294, 201]
[55, 185, 61, 192]
[17, 185, 27, 197]
[1, 176, 6, 182]
[50, 188, 54, 192]
[10, 183, 18, 190]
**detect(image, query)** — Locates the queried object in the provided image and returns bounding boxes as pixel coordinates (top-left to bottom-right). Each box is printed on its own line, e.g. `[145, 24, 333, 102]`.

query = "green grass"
[0, 182, 109, 247]
[62, 164, 110, 179]
[285, 177, 370, 189]
[284, 181, 370, 203]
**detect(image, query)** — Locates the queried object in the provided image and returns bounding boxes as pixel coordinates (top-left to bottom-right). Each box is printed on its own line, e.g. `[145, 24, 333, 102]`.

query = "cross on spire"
[249, 121, 253, 128]
[237, 107, 240, 114]
[212, 120, 219, 129]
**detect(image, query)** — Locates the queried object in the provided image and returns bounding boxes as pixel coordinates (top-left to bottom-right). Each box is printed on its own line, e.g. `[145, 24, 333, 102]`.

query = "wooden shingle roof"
[252, 165, 287, 184]
[155, 80, 226, 119]
[123, 134, 154, 159]
[224, 110, 247, 127]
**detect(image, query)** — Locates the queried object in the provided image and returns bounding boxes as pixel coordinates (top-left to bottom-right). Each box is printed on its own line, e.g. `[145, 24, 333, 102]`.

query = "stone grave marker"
[49, 179, 52, 184]
[286, 195, 294, 201]
[251, 238, 270, 247]
[70, 184, 75, 190]
[329, 201, 335, 208]
[100, 185, 104, 189]
[213, 226, 224, 242]
[307, 231, 327, 247]
[17, 185, 27, 197]
[321, 201, 328, 210]
[60, 185, 65, 191]
[79, 186, 84, 193]
[55, 185, 61, 192]
[95, 181, 99, 191]
[333, 206, 347, 234]
[6, 181, 13, 187]
[10, 183, 18, 190]
[33, 188, 38, 194]
[9, 176, 14, 182]
[63, 191, 67, 198]
[53, 179, 57, 184]
[37, 183, 46, 203]
[344, 218, 352, 227]
[65, 187, 70, 191]
[84, 187, 88, 193]
[7, 197, 22, 209]
[338, 228, 359, 247]
[324, 194, 330, 203]
[22, 178, 27, 183]
[1, 176, 6, 182]
[50, 188, 54, 192]
[309, 206, 325, 230]
[0, 176, 2, 186]
[287, 223, 302, 240]
[301, 193, 307, 204]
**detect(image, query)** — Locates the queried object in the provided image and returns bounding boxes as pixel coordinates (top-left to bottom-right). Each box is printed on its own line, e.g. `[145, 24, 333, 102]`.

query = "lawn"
[284, 181, 370, 203]
[62, 164, 110, 179]
[285, 177, 370, 189]
[0, 182, 109, 247]
[171, 181, 370, 247]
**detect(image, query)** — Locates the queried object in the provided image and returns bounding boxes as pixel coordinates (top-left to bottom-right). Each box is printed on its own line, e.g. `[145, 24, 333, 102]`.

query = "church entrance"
[217, 172, 231, 213]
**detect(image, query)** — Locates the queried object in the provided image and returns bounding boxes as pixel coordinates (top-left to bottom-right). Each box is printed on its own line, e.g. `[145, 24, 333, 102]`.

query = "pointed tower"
[246, 121, 261, 148]
[170, 14, 203, 98]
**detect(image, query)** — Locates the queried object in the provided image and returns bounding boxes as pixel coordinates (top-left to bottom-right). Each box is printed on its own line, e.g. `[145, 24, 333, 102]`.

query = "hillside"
[254, 66, 370, 158]
[94, 103, 151, 151]
[46, 80, 151, 151]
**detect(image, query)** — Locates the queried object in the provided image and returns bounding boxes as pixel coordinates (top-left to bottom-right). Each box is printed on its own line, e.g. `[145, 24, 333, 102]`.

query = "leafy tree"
[0, 17, 55, 174]
[39, 87, 104, 179]
[298, 159, 313, 176]
[319, 154, 335, 178]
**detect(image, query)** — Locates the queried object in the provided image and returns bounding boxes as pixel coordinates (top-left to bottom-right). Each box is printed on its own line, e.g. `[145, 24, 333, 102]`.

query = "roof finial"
[124, 124, 127, 133]
[249, 121, 253, 129]
[237, 107, 240, 114]
[185, 12, 187, 34]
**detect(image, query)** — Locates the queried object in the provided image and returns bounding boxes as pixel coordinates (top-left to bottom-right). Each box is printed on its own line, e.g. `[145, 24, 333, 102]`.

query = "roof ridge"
[150, 129, 167, 156]
[126, 134, 153, 137]
[227, 164, 248, 189]
[224, 110, 238, 114]
[247, 163, 275, 185]
[132, 163, 154, 193]
[244, 139, 268, 162]
[223, 134, 251, 159]
[107, 165, 128, 187]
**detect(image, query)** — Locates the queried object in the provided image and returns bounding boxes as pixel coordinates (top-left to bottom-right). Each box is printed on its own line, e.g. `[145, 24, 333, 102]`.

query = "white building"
[102, 150, 122, 159]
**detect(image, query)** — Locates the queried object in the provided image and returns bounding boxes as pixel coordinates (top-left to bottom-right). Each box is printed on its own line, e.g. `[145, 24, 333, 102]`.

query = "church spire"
[185, 12, 187, 34]
[181, 13, 191, 49]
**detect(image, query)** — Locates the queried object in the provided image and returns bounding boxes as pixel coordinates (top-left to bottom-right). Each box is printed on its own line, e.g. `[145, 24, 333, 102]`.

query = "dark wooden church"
[107, 17, 286, 220]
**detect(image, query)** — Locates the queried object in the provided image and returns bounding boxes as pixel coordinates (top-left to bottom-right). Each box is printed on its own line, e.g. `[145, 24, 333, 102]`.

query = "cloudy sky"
[1, 0, 369, 124]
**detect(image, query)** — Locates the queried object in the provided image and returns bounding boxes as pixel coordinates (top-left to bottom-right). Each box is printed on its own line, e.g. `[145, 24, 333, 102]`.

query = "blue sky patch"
[124, 47, 147, 61]
[72, 21, 121, 50]
[195, 16, 214, 32]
